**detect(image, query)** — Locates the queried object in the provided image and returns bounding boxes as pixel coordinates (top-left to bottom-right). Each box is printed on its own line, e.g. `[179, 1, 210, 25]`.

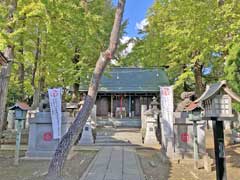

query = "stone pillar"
[129, 96, 131, 117]
[141, 105, 147, 129]
[7, 110, 15, 129]
[111, 95, 113, 118]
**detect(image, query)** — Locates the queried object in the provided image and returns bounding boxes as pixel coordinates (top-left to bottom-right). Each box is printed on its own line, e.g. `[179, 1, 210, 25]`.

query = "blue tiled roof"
[79, 67, 170, 93]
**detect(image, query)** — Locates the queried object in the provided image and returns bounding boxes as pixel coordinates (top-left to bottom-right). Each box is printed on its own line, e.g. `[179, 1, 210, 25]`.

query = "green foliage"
[123, 0, 240, 100]
[224, 43, 240, 111]
[0, 0, 117, 104]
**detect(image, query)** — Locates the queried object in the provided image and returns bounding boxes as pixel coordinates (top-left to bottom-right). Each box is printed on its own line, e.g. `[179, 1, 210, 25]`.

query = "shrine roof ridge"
[79, 67, 170, 93]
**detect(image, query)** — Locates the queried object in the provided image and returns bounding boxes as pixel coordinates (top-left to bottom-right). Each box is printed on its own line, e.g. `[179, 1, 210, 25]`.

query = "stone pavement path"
[80, 146, 144, 180]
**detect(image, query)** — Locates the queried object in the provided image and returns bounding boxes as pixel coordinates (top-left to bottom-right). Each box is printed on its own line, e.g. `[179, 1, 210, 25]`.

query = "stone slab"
[80, 147, 144, 180]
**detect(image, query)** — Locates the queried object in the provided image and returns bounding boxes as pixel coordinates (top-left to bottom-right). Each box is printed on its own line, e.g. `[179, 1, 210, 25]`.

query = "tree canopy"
[122, 0, 240, 104]
[0, 0, 116, 106]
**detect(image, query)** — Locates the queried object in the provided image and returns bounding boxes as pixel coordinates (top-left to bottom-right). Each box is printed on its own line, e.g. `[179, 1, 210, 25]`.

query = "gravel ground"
[0, 150, 96, 180]
[137, 129, 240, 180]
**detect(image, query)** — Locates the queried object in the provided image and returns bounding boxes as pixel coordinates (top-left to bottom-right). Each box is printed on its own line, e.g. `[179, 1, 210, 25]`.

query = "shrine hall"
[79, 67, 169, 127]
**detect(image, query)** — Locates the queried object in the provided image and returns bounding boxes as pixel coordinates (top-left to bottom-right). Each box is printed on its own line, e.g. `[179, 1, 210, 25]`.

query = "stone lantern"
[195, 80, 240, 180]
[9, 102, 29, 165]
[143, 97, 160, 145]
[197, 80, 240, 118]
[151, 96, 160, 120]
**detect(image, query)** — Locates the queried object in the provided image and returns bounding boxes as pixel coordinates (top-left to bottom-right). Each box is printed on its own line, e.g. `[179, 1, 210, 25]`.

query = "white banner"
[48, 88, 62, 139]
[160, 86, 174, 151]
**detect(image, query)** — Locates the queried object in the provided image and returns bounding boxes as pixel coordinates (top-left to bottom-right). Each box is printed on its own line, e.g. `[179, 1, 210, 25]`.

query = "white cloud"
[136, 18, 148, 31]
[120, 36, 131, 44]
[120, 36, 136, 56]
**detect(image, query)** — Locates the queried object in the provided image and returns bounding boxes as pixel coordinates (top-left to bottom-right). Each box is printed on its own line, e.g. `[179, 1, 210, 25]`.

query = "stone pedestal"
[144, 117, 158, 145]
[79, 121, 94, 145]
[174, 112, 206, 158]
[141, 105, 147, 129]
[160, 115, 174, 158]
[25, 112, 74, 158]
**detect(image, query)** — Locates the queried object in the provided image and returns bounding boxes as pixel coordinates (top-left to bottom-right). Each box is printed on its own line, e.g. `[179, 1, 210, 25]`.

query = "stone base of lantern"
[144, 120, 159, 145]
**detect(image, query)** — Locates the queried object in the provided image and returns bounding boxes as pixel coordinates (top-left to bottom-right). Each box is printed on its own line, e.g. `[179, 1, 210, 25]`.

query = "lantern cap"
[195, 80, 240, 103]
[150, 96, 159, 106]
[9, 102, 30, 111]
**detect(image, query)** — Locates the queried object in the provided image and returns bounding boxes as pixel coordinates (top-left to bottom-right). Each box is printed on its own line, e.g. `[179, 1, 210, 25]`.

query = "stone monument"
[26, 93, 73, 158]
[79, 104, 96, 145]
[79, 120, 94, 145]
[25, 112, 74, 158]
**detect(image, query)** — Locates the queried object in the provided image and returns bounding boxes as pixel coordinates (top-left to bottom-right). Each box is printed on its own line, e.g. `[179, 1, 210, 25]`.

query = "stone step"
[95, 138, 128, 144]
[112, 120, 141, 128]
[93, 142, 136, 146]
[0, 138, 28, 144]
[96, 131, 114, 136]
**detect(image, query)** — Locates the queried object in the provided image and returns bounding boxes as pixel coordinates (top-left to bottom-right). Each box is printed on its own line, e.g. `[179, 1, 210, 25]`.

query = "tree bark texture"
[0, 57, 13, 131]
[18, 62, 25, 101]
[0, 0, 17, 131]
[218, 0, 224, 6]
[45, 1, 126, 179]
[193, 61, 204, 97]
[71, 83, 80, 103]
[31, 33, 41, 109]
[71, 47, 80, 103]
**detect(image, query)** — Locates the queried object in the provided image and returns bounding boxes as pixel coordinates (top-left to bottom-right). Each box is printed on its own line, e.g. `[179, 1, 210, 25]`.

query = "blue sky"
[112, 0, 154, 37]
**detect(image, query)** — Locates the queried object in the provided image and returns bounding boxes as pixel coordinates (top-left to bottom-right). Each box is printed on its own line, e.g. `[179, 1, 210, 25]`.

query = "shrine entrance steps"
[80, 146, 145, 180]
[96, 117, 141, 128]
[95, 127, 142, 146]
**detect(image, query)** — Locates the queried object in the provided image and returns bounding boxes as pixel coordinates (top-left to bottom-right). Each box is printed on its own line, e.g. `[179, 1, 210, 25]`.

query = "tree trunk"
[32, 75, 45, 109]
[71, 47, 80, 103]
[0, 51, 13, 131]
[0, 0, 17, 131]
[218, 0, 224, 6]
[18, 62, 25, 101]
[45, 1, 125, 179]
[193, 61, 204, 97]
[31, 32, 41, 109]
[71, 83, 79, 103]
